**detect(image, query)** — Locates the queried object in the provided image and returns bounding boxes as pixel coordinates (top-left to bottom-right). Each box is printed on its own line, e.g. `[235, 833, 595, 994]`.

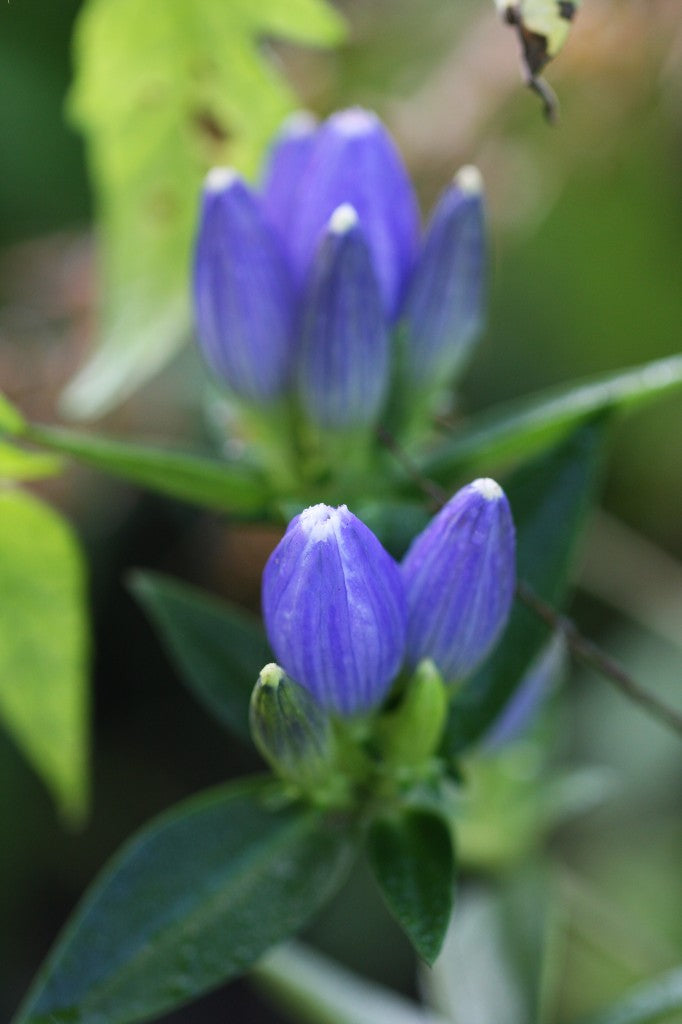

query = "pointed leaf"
[0, 490, 89, 821]
[254, 941, 452, 1024]
[420, 354, 682, 482]
[62, 0, 345, 418]
[14, 778, 356, 1024]
[130, 571, 271, 741]
[444, 419, 606, 753]
[573, 967, 682, 1024]
[367, 808, 455, 965]
[27, 424, 270, 514]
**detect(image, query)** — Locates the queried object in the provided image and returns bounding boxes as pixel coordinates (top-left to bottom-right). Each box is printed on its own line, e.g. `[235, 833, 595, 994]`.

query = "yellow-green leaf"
[0, 441, 62, 481]
[62, 0, 345, 419]
[0, 489, 89, 822]
[0, 390, 26, 435]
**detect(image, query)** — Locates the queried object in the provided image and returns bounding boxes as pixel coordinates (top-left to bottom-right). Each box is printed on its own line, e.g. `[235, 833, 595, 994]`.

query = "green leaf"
[62, 0, 346, 419]
[0, 489, 89, 822]
[422, 870, 558, 1024]
[0, 440, 62, 481]
[254, 941, 452, 1024]
[573, 967, 682, 1024]
[420, 354, 682, 483]
[26, 424, 270, 514]
[367, 808, 455, 965]
[14, 778, 356, 1024]
[0, 390, 26, 435]
[443, 419, 606, 754]
[129, 571, 271, 742]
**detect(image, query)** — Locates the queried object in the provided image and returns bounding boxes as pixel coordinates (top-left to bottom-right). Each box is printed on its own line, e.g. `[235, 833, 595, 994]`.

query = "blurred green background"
[1, 0, 681, 1021]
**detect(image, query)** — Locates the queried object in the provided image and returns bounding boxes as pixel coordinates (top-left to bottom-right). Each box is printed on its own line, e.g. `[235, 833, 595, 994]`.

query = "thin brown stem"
[517, 581, 682, 738]
[375, 425, 448, 508]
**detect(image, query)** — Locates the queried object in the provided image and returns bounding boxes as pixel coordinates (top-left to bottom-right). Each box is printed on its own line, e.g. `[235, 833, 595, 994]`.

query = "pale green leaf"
[254, 941, 452, 1024]
[0, 489, 89, 821]
[420, 354, 682, 483]
[62, 0, 345, 419]
[27, 423, 270, 514]
[574, 967, 682, 1024]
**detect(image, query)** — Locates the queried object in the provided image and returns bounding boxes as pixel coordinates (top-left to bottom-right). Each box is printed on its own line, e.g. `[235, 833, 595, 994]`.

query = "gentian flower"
[262, 483, 515, 717]
[193, 108, 487, 430]
[262, 504, 407, 715]
[402, 478, 516, 683]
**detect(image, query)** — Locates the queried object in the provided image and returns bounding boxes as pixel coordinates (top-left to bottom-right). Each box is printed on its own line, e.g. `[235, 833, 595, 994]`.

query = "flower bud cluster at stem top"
[193, 108, 486, 432]
[262, 479, 515, 716]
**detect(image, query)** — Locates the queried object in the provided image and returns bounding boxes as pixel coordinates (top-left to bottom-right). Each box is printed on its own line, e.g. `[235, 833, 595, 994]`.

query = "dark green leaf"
[129, 571, 271, 741]
[0, 490, 89, 822]
[443, 419, 606, 754]
[14, 778, 356, 1024]
[62, 0, 345, 418]
[27, 424, 270, 514]
[573, 967, 682, 1024]
[367, 808, 455, 965]
[420, 354, 682, 482]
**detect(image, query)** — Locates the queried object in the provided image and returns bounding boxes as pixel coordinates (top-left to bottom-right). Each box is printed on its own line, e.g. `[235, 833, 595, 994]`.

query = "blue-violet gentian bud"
[284, 107, 420, 317]
[400, 165, 486, 388]
[402, 478, 516, 682]
[193, 167, 296, 401]
[297, 204, 390, 430]
[262, 504, 407, 715]
[261, 111, 318, 241]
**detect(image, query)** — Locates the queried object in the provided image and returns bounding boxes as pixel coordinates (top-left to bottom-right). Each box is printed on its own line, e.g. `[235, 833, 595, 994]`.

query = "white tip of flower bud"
[331, 107, 379, 138]
[204, 166, 239, 193]
[328, 204, 359, 235]
[471, 477, 503, 501]
[454, 165, 484, 195]
[258, 663, 285, 688]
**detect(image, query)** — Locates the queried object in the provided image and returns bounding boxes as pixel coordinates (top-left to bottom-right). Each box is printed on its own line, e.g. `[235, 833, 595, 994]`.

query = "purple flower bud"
[401, 167, 485, 391]
[402, 478, 516, 682]
[263, 504, 407, 715]
[193, 168, 296, 401]
[297, 205, 390, 430]
[400, 166, 486, 387]
[286, 108, 420, 318]
[261, 111, 318, 242]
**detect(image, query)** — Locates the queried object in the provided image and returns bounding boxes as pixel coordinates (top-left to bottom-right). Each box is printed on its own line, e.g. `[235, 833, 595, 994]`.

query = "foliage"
[0, 488, 89, 823]
[62, 0, 345, 418]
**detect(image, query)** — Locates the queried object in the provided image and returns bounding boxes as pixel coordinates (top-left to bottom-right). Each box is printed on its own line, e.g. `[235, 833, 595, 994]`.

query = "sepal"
[377, 659, 448, 771]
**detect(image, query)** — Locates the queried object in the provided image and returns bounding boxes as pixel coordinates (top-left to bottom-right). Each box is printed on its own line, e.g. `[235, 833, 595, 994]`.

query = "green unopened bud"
[378, 659, 448, 770]
[250, 663, 334, 790]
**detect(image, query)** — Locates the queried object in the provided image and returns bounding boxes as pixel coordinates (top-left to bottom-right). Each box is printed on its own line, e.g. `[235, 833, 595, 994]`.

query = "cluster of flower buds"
[193, 107, 486, 433]
[259, 478, 515, 718]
